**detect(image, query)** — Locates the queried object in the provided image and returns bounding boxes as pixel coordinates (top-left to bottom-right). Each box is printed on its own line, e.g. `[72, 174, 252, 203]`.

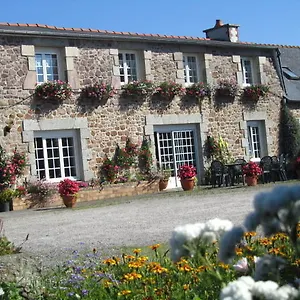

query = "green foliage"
[0, 282, 24, 300]
[279, 104, 300, 157]
[122, 80, 156, 97]
[138, 138, 153, 175]
[0, 188, 16, 203]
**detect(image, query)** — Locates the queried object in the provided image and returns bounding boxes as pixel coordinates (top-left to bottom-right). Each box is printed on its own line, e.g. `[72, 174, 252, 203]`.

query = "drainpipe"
[274, 48, 287, 104]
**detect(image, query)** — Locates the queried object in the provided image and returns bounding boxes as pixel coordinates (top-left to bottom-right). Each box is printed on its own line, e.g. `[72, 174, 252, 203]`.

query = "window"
[34, 130, 80, 181]
[247, 121, 267, 158]
[183, 55, 199, 85]
[282, 67, 300, 80]
[118, 52, 138, 84]
[35, 49, 62, 83]
[241, 57, 254, 86]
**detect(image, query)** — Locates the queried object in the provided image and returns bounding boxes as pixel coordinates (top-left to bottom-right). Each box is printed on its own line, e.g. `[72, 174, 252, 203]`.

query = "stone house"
[0, 19, 295, 188]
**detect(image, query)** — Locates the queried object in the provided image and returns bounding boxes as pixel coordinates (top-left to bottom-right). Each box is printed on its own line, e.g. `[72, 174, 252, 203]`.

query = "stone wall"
[0, 35, 289, 182]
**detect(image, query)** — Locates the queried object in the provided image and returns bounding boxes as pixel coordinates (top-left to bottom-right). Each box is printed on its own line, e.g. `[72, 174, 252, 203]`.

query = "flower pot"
[61, 194, 77, 208]
[245, 176, 257, 186]
[180, 178, 195, 191]
[159, 179, 169, 191]
[0, 201, 10, 212]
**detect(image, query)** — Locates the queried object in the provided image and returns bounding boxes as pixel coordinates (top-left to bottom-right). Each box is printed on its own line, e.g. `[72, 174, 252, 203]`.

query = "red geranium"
[58, 179, 80, 196]
[178, 165, 197, 180]
[242, 161, 262, 177]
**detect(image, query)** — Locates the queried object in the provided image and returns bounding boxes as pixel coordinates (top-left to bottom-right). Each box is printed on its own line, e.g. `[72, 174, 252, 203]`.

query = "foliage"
[279, 104, 300, 158]
[158, 168, 172, 181]
[138, 138, 153, 175]
[27, 180, 56, 200]
[0, 147, 26, 190]
[215, 79, 238, 97]
[205, 135, 219, 159]
[114, 138, 139, 169]
[185, 82, 211, 98]
[34, 80, 72, 101]
[81, 82, 116, 100]
[122, 80, 156, 97]
[155, 81, 185, 100]
[242, 161, 262, 177]
[0, 282, 24, 300]
[206, 135, 232, 164]
[100, 155, 120, 183]
[0, 188, 16, 203]
[58, 179, 80, 196]
[243, 84, 270, 100]
[0, 219, 18, 256]
[178, 164, 197, 180]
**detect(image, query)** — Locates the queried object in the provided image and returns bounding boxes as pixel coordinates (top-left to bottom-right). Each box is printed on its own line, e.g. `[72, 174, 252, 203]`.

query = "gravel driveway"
[0, 185, 274, 267]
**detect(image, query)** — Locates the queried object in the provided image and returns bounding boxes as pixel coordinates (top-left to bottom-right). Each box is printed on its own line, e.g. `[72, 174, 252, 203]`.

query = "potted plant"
[158, 168, 172, 191]
[58, 179, 80, 208]
[215, 79, 238, 98]
[81, 82, 116, 101]
[178, 164, 197, 191]
[185, 82, 211, 99]
[242, 161, 262, 186]
[0, 189, 16, 212]
[155, 81, 185, 100]
[34, 80, 72, 102]
[243, 84, 270, 101]
[122, 80, 156, 98]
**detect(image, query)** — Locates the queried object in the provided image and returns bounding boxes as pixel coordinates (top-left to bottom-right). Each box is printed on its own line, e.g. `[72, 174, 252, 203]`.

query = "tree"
[279, 104, 300, 157]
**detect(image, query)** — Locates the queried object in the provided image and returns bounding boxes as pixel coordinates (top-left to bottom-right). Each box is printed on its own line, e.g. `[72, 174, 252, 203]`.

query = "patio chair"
[260, 156, 274, 183]
[233, 158, 246, 185]
[210, 160, 229, 187]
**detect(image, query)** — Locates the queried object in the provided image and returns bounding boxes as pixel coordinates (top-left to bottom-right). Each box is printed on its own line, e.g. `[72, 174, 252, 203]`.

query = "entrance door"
[247, 121, 267, 158]
[154, 126, 198, 188]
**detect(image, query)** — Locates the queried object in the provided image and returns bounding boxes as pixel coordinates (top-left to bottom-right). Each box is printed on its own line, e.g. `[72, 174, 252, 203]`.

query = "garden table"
[225, 162, 245, 186]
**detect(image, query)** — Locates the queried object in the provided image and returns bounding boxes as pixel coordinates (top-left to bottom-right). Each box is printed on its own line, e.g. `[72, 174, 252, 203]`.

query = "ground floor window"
[154, 125, 198, 188]
[247, 120, 267, 158]
[34, 130, 80, 181]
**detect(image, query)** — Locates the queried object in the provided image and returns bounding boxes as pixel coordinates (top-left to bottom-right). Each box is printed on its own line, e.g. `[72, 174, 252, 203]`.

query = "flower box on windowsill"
[81, 82, 116, 102]
[121, 80, 156, 98]
[214, 79, 238, 99]
[243, 84, 270, 101]
[155, 81, 185, 101]
[185, 82, 211, 99]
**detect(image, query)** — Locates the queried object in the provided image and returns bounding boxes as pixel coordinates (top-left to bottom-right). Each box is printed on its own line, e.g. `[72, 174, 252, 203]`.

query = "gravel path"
[0, 185, 274, 267]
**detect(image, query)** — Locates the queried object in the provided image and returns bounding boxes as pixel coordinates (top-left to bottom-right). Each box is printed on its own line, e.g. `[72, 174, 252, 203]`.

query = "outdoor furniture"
[225, 159, 246, 186]
[271, 155, 287, 181]
[210, 160, 229, 187]
[260, 156, 274, 183]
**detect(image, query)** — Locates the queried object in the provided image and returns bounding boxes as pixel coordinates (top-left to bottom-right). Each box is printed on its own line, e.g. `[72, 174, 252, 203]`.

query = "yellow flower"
[244, 232, 257, 238]
[268, 247, 281, 255]
[103, 280, 112, 288]
[259, 238, 272, 246]
[183, 284, 190, 291]
[123, 272, 142, 281]
[235, 247, 243, 256]
[133, 248, 141, 254]
[128, 261, 144, 268]
[149, 243, 160, 250]
[137, 256, 148, 262]
[123, 255, 135, 260]
[118, 290, 131, 296]
[103, 258, 117, 266]
[148, 262, 168, 274]
[195, 265, 209, 273]
[218, 263, 230, 270]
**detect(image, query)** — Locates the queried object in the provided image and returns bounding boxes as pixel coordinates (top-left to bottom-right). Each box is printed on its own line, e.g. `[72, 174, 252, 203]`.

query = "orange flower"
[149, 244, 160, 250]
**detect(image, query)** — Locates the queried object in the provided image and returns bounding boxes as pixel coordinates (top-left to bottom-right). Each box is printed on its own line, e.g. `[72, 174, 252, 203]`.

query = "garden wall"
[12, 180, 159, 211]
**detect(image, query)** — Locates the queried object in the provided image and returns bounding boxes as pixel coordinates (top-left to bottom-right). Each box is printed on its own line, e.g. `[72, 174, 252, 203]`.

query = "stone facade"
[0, 27, 293, 185]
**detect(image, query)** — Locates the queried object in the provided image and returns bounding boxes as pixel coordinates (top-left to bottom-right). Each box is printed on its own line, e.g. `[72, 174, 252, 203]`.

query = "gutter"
[274, 48, 288, 103]
[0, 28, 278, 50]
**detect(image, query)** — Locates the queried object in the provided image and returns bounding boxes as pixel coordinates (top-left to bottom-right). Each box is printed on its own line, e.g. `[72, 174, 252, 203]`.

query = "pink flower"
[233, 257, 249, 273]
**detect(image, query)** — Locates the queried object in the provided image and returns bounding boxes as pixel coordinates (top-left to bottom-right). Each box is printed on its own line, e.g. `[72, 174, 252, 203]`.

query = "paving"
[0, 184, 281, 267]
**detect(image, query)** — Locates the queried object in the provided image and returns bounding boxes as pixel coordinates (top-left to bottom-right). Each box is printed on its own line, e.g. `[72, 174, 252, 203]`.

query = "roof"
[0, 22, 299, 49]
[278, 47, 300, 102]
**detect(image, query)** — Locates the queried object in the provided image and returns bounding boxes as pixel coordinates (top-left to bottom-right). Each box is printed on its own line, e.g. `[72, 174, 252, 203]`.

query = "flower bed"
[12, 180, 159, 210]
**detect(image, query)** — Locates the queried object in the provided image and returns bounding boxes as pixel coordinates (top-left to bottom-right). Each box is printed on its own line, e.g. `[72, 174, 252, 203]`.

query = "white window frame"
[241, 57, 255, 86]
[118, 51, 140, 85]
[35, 47, 63, 84]
[183, 54, 200, 86]
[34, 130, 81, 182]
[247, 121, 267, 158]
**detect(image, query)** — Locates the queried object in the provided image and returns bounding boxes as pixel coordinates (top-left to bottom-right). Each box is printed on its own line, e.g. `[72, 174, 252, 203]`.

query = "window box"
[121, 80, 156, 98]
[215, 79, 238, 98]
[34, 80, 72, 102]
[81, 82, 116, 101]
[243, 84, 270, 101]
[155, 81, 185, 100]
[185, 82, 211, 98]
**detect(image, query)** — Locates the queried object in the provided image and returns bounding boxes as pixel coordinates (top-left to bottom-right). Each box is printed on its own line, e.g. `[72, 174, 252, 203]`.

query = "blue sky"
[1, 0, 299, 45]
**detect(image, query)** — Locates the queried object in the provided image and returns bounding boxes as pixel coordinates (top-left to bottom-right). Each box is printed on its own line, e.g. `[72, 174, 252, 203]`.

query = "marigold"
[133, 248, 142, 254]
[128, 261, 144, 268]
[123, 272, 142, 281]
[118, 290, 131, 296]
[183, 284, 190, 291]
[149, 243, 160, 250]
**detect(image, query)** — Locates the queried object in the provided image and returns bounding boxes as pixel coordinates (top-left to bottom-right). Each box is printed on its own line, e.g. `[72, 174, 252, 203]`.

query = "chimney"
[203, 19, 240, 42]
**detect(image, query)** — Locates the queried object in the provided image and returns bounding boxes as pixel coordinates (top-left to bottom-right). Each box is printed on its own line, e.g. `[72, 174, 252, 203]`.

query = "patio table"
[225, 162, 245, 186]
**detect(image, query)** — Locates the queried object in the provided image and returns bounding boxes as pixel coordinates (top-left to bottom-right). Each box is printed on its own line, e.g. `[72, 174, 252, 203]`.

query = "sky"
[0, 0, 299, 46]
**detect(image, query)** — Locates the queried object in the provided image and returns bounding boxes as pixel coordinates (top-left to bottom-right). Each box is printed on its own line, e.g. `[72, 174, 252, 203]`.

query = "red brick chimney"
[203, 19, 239, 42]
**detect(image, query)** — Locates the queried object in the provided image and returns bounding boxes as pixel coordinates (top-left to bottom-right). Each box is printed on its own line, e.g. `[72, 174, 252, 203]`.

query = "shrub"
[81, 82, 116, 100]
[27, 180, 56, 200]
[138, 138, 153, 175]
[58, 179, 80, 196]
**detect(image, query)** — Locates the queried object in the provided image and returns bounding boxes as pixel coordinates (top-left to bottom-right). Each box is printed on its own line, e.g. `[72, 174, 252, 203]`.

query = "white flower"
[233, 257, 248, 273]
[274, 285, 299, 300]
[0, 288, 4, 296]
[251, 280, 278, 299]
[218, 226, 245, 263]
[220, 276, 254, 300]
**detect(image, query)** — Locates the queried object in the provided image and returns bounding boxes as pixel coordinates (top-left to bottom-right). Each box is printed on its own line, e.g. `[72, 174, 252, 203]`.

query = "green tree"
[279, 104, 300, 157]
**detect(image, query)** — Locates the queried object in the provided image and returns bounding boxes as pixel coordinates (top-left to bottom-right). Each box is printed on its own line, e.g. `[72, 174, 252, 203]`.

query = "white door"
[247, 121, 267, 158]
[154, 126, 198, 188]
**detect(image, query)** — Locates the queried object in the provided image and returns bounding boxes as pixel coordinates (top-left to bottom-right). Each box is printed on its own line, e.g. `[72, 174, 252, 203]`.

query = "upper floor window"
[35, 48, 62, 83]
[183, 55, 199, 85]
[118, 51, 138, 84]
[241, 57, 254, 86]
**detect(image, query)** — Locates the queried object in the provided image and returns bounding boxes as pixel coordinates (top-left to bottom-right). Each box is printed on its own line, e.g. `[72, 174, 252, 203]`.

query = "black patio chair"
[277, 154, 288, 181]
[233, 158, 247, 185]
[260, 156, 274, 183]
[210, 160, 229, 187]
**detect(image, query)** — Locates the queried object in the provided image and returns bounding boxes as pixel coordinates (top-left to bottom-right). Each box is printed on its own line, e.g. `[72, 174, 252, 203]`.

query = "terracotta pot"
[180, 177, 195, 191]
[61, 194, 77, 208]
[0, 201, 10, 212]
[159, 179, 169, 191]
[245, 176, 257, 186]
